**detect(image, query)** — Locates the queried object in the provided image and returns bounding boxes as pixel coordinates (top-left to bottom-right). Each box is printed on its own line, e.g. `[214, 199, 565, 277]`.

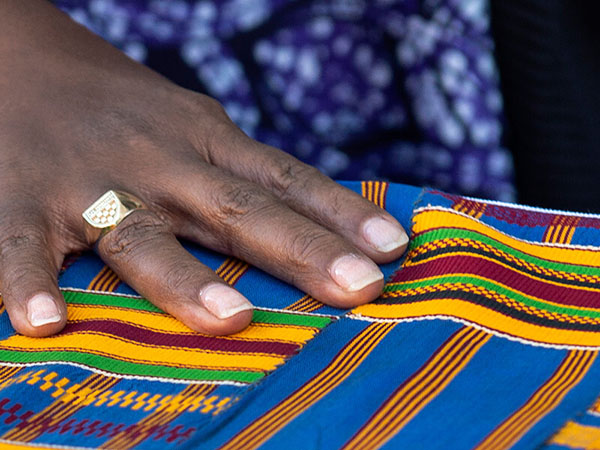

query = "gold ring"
[82, 190, 146, 244]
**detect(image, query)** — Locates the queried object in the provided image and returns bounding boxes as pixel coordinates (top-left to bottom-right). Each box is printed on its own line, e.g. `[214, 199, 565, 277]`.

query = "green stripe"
[63, 290, 332, 328]
[0, 350, 263, 383]
[414, 228, 600, 276]
[63, 290, 162, 312]
[384, 274, 600, 319]
[252, 310, 331, 328]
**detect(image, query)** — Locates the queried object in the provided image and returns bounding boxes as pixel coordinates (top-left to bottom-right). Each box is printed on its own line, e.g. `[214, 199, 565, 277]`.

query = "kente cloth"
[1, 181, 600, 449]
[52, 0, 515, 202]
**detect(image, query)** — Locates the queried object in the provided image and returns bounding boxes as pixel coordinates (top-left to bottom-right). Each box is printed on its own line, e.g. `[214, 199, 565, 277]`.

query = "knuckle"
[188, 96, 235, 158]
[270, 160, 320, 199]
[3, 261, 52, 289]
[284, 227, 336, 268]
[101, 212, 168, 259]
[212, 184, 274, 227]
[201, 96, 228, 118]
[163, 261, 199, 295]
[0, 226, 47, 258]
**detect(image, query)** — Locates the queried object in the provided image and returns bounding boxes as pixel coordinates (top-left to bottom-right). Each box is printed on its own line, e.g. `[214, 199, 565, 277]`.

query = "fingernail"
[329, 255, 384, 292]
[363, 217, 409, 252]
[27, 294, 62, 327]
[200, 284, 254, 319]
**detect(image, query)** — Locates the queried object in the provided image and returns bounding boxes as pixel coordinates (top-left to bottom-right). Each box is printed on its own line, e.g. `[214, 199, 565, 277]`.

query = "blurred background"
[52, 0, 600, 212]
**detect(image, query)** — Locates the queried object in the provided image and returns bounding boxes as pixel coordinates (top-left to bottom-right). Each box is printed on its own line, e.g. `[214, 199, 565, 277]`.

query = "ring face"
[82, 190, 145, 243]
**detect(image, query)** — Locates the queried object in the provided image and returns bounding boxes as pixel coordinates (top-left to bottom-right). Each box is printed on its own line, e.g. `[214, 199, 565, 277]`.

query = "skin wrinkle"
[0, 0, 407, 337]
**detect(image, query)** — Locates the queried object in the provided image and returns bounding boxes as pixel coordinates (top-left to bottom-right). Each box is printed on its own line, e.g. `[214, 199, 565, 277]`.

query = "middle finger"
[161, 164, 384, 308]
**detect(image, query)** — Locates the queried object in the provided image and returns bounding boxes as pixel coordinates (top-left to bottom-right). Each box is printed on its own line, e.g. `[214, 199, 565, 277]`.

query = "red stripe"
[397, 254, 600, 309]
[63, 320, 300, 356]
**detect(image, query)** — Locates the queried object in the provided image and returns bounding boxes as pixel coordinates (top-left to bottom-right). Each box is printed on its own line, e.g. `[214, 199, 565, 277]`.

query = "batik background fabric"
[51, 0, 516, 202]
[0, 181, 599, 449]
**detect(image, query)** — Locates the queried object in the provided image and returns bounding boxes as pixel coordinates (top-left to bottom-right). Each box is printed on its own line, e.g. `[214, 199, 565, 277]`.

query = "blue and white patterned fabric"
[54, 0, 516, 202]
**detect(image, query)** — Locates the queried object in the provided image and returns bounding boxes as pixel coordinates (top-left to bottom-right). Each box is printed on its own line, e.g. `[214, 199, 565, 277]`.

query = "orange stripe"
[297, 301, 324, 313]
[216, 258, 250, 286]
[343, 327, 491, 450]
[3, 374, 119, 442]
[106, 273, 122, 292]
[0, 367, 22, 389]
[548, 421, 600, 448]
[12, 375, 118, 442]
[220, 322, 395, 450]
[361, 181, 388, 208]
[87, 266, 111, 291]
[475, 350, 597, 450]
[379, 182, 389, 209]
[102, 384, 216, 449]
[285, 295, 322, 313]
[215, 258, 236, 278]
[285, 295, 313, 311]
[98, 270, 120, 292]
[226, 263, 250, 285]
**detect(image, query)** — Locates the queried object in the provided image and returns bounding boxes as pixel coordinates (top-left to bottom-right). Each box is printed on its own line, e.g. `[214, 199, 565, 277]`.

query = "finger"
[0, 220, 67, 337]
[205, 127, 409, 263]
[163, 165, 385, 308]
[94, 209, 253, 335]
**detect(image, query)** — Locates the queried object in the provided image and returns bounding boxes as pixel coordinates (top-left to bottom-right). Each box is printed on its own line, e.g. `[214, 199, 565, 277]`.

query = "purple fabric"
[54, 0, 515, 201]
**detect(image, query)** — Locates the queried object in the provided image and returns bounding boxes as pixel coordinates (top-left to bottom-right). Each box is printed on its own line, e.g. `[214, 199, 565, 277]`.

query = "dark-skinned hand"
[0, 0, 408, 337]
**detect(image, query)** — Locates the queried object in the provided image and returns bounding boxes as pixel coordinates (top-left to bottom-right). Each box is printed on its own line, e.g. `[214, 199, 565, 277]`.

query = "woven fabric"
[0, 182, 599, 449]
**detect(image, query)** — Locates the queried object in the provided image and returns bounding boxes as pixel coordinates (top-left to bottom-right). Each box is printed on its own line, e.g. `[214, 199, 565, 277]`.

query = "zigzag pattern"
[0, 368, 232, 415]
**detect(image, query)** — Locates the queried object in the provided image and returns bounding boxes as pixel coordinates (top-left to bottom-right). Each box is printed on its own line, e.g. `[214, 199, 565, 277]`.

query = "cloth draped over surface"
[0, 181, 598, 448]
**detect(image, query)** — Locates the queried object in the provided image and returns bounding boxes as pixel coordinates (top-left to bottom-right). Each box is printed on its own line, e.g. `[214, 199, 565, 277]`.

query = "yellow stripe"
[354, 300, 600, 347]
[102, 384, 215, 449]
[66, 305, 317, 343]
[6, 375, 117, 441]
[226, 263, 249, 285]
[382, 277, 600, 322]
[104, 271, 121, 292]
[549, 421, 600, 449]
[0, 334, 284, 372]
[378, 182, 387, 208]
[414, 209, 600, 266]
[285, 295, 323, 313]
[400, 252, 600, 298]
[373, 182, 380, 207]
[2, 374, 119, 442]
[216, 258, 249, 286]
[344, 328, 490, 450]
[566, 225, 577, 244]
[87, 266, 111, 290]
[220, 322, 395, 450]
[297, 301, 325, 313]
[0, 442, 61, 450]
[557, 225, 569, 244]
[215, 258, 236, 277]
[285, 295, 313, 311]
[476, 350, 596, 450]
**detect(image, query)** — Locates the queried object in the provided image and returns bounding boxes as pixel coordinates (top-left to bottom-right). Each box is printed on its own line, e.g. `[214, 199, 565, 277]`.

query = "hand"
[0, 0, 408, 337]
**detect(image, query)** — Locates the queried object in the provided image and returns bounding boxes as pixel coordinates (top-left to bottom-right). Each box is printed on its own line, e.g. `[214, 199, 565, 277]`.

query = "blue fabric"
[0, 181, 599, 449]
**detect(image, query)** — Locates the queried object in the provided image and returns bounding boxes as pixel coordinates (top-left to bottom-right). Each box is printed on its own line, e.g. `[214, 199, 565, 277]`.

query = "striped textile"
[354, 206, 600, 348]
[0, 182, 600, 449]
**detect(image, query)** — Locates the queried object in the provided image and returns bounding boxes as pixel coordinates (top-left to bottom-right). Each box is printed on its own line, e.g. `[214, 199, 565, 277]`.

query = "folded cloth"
[0, 181, 598, 449]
